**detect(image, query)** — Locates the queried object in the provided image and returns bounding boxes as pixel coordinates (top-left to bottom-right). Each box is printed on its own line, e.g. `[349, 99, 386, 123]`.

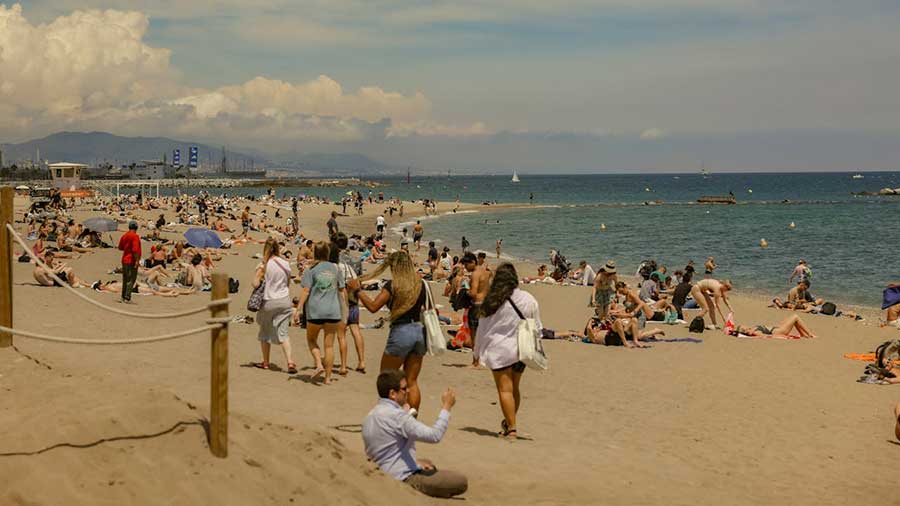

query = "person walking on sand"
[117, 220, 141, 304]
[461, 236, 470, 254]
[297, 241, 346, 385]
[475, 263, 539, 440]
[362, 369, 467, 498]
[241, 206, 251, 237]
[375, 213, 386, 239]
[350, 251, 428, 411]
[789, 259, 811, 285]
[466, 252, 493, 366]
[413, 220, 424, 251]
[690, 278, 733, 329]
[331, 233, 366, 375]
[592, 261, 618, 318]
[252, 237, 296, 373]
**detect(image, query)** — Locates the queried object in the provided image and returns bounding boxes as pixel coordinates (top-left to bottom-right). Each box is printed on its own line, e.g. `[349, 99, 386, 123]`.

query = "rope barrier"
[0, 323, 223, 345]
[7, 224, 231, 319]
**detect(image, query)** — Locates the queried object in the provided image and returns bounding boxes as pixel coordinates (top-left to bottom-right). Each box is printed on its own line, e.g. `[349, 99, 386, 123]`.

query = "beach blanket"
[843, 353, 900, 365]
[643, 337, 703, 344]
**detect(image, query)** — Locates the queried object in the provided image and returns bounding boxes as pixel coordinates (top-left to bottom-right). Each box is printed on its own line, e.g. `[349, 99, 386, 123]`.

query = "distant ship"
[511, 171, 520, 183]
[700, 165, 711, 178]
[852, 173, 864, 179]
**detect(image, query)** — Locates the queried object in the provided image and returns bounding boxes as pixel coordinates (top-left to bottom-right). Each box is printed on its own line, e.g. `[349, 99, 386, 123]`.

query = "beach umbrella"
[184, 228, 223, 249]
[83, 217, 119, 233]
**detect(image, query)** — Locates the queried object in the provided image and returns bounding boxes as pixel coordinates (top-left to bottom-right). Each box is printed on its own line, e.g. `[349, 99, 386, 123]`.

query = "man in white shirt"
[375, 214, 386, 239]
[362, 369, 467, 498]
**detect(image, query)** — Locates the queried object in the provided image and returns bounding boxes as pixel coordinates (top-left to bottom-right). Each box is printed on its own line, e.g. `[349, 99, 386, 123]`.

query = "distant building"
[122, 160, 178, 179]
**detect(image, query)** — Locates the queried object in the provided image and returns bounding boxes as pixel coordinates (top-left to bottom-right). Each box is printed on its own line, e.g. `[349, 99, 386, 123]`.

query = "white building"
[48, 162, 87, 190]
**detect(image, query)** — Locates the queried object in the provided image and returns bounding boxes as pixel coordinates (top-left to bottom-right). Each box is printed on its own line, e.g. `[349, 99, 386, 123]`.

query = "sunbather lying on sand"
[728, 314, 816, 338]
[91, 280, 195, 297]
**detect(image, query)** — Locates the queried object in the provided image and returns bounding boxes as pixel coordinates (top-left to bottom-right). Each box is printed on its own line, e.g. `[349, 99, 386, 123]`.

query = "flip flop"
[355, 366, 367, 374]
[312, 367, 325, 379]
[252, 362, 270, 370]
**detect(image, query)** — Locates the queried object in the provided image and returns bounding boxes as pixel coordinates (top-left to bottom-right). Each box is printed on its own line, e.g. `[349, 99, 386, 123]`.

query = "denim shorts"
[385, 322, 426, 357]
[347, 305, 360, 325]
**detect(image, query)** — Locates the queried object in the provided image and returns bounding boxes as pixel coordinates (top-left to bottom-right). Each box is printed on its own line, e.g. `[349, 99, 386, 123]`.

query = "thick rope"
[0, 323, 223, 345]
[7, 224, 230, 319]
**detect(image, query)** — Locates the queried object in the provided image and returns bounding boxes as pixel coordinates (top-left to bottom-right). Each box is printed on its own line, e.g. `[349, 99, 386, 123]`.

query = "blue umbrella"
[83, 217, 118, 233]
[184, 228, 223, 249]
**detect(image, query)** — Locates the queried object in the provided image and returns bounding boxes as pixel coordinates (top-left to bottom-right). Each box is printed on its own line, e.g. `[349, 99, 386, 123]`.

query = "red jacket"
[118, 230, 142, 265]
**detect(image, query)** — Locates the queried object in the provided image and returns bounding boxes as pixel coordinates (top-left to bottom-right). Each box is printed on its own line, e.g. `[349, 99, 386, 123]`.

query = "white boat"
[852, 173, 864, 179]
[511, 171, 520, 183]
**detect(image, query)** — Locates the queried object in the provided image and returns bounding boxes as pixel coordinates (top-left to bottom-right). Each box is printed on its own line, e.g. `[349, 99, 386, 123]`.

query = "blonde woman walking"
[252, 237, 296, 373]
[350, 251, 428, 410]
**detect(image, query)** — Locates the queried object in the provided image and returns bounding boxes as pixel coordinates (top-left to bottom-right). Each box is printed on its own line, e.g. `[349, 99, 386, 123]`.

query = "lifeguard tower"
[47, 162, 92, 197]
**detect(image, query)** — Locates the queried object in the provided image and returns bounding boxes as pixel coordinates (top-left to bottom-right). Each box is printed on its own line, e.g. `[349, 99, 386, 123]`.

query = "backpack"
[820, 302, 836, 316]
[228, 277, 240, 294]
[689, 316, 705, 333]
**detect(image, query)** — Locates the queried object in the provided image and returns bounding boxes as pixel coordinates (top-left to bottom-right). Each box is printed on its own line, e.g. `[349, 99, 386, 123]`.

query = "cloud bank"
[0, 4, 479, 151]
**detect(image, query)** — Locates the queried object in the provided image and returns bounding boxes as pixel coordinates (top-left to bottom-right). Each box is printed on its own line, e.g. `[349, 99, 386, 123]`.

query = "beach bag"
[421, 280, 447, 356]
[508, 297, 549, 370]
[689, 316, 705, 333]
[228, 277, 240, 294]
[820, 302, 837, 316]
[17, 253, 31, 263]
[247, 282, 265, 312]
[664, 309, 678, 324]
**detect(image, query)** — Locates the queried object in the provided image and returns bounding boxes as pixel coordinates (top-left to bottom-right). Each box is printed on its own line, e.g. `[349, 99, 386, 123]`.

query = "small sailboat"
[511, 171, 520, 183]
[700, 165, 711, 178]
[852, 173, 864, 179]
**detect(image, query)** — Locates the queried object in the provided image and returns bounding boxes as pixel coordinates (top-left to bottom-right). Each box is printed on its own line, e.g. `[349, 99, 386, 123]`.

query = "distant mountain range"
[0, 131, 401, 176]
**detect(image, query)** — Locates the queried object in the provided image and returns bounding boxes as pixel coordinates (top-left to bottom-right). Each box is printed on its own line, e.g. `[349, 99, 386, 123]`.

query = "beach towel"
[842, 353, 900, 365]
[643, 337, 703, 344]
[883, 286, 900, 310]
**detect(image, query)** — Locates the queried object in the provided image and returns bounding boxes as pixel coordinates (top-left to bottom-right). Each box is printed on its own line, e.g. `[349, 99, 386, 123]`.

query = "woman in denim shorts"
[351, 251, 427, 410]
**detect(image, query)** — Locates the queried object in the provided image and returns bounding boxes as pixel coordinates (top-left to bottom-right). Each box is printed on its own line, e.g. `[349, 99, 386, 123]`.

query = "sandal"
[287, 362, 298, 374]
[338, 369, 349, 376]
[355, 366, 367, 374]
[252, 362, 270, 370]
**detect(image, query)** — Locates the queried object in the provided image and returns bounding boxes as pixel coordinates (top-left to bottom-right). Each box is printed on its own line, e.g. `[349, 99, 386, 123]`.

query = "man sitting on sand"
[362, 370, 467, 499]
[33, 251, 87, 288]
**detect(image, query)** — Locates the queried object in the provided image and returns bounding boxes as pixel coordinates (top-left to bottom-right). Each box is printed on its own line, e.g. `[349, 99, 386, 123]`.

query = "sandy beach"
[2, 194, 899, 506]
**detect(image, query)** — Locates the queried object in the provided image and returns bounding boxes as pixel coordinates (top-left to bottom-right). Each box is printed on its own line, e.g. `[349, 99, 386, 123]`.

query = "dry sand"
[2, 194, 899, 506]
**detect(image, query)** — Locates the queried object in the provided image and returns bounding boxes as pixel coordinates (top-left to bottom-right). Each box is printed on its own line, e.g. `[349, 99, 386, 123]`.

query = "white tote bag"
[421, 280, 447, 356]
[508, 297, 549, 370]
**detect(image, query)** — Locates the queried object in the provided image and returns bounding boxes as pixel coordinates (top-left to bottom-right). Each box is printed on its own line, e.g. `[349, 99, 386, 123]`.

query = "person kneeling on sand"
[362, 369, 467, 499]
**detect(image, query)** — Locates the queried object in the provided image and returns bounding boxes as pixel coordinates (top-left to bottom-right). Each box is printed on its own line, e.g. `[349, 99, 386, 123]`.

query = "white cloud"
[640, 128, 668, 140]
[0, 4, 478, 149]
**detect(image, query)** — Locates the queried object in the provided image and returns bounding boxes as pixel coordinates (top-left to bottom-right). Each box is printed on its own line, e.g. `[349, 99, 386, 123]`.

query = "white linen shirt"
[362, 399, 450, 481]
[263, 256, 291, 300]
[474, 288, 542, 369]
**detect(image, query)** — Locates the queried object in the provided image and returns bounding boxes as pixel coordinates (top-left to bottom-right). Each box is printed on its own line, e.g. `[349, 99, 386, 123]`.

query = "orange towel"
[842, 353, 900, 365]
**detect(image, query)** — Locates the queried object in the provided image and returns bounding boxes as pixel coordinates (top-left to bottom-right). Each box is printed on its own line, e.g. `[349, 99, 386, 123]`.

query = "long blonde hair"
[263, 237, 280, 263]
[360, 251, 421, 321]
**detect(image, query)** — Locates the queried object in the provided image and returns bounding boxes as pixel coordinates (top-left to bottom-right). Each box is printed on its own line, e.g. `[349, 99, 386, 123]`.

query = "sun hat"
[600, 260, 616, 273]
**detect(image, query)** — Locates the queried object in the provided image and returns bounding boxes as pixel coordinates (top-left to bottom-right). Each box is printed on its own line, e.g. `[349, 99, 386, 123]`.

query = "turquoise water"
[377, 173, 898, 308]
[150, 172, 900, 307]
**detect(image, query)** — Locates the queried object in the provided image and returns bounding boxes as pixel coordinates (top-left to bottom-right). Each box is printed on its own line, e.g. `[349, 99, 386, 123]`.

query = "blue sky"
[3, 1, 900, 171]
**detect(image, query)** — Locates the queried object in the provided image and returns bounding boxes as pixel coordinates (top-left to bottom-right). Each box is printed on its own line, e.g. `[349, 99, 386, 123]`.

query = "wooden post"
[0, 186, 12, 348]
[209, 273, 229, 457]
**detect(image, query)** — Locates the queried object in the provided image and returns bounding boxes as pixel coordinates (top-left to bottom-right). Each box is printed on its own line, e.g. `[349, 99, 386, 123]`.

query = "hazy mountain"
[0, 131, 401, 176]
[0, 131, 261, 167]
[272, 152, 401, 176]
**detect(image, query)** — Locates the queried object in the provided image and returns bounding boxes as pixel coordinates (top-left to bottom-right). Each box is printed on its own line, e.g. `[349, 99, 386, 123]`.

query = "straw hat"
[600, 260, 616, 273]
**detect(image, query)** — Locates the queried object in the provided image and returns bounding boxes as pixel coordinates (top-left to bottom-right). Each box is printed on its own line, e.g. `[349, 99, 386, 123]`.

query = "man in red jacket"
[118, 221, 142, 303]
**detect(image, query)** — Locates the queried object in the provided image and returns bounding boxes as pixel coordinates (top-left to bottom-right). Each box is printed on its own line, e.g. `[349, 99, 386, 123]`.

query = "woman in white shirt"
[252, 237, 296, 373]
[475, 263, 541, 440]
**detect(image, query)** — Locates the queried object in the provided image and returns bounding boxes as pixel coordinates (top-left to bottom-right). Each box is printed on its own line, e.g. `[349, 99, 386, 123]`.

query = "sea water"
[373, 172, 900, 308]
[159, 171, 900, 307]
